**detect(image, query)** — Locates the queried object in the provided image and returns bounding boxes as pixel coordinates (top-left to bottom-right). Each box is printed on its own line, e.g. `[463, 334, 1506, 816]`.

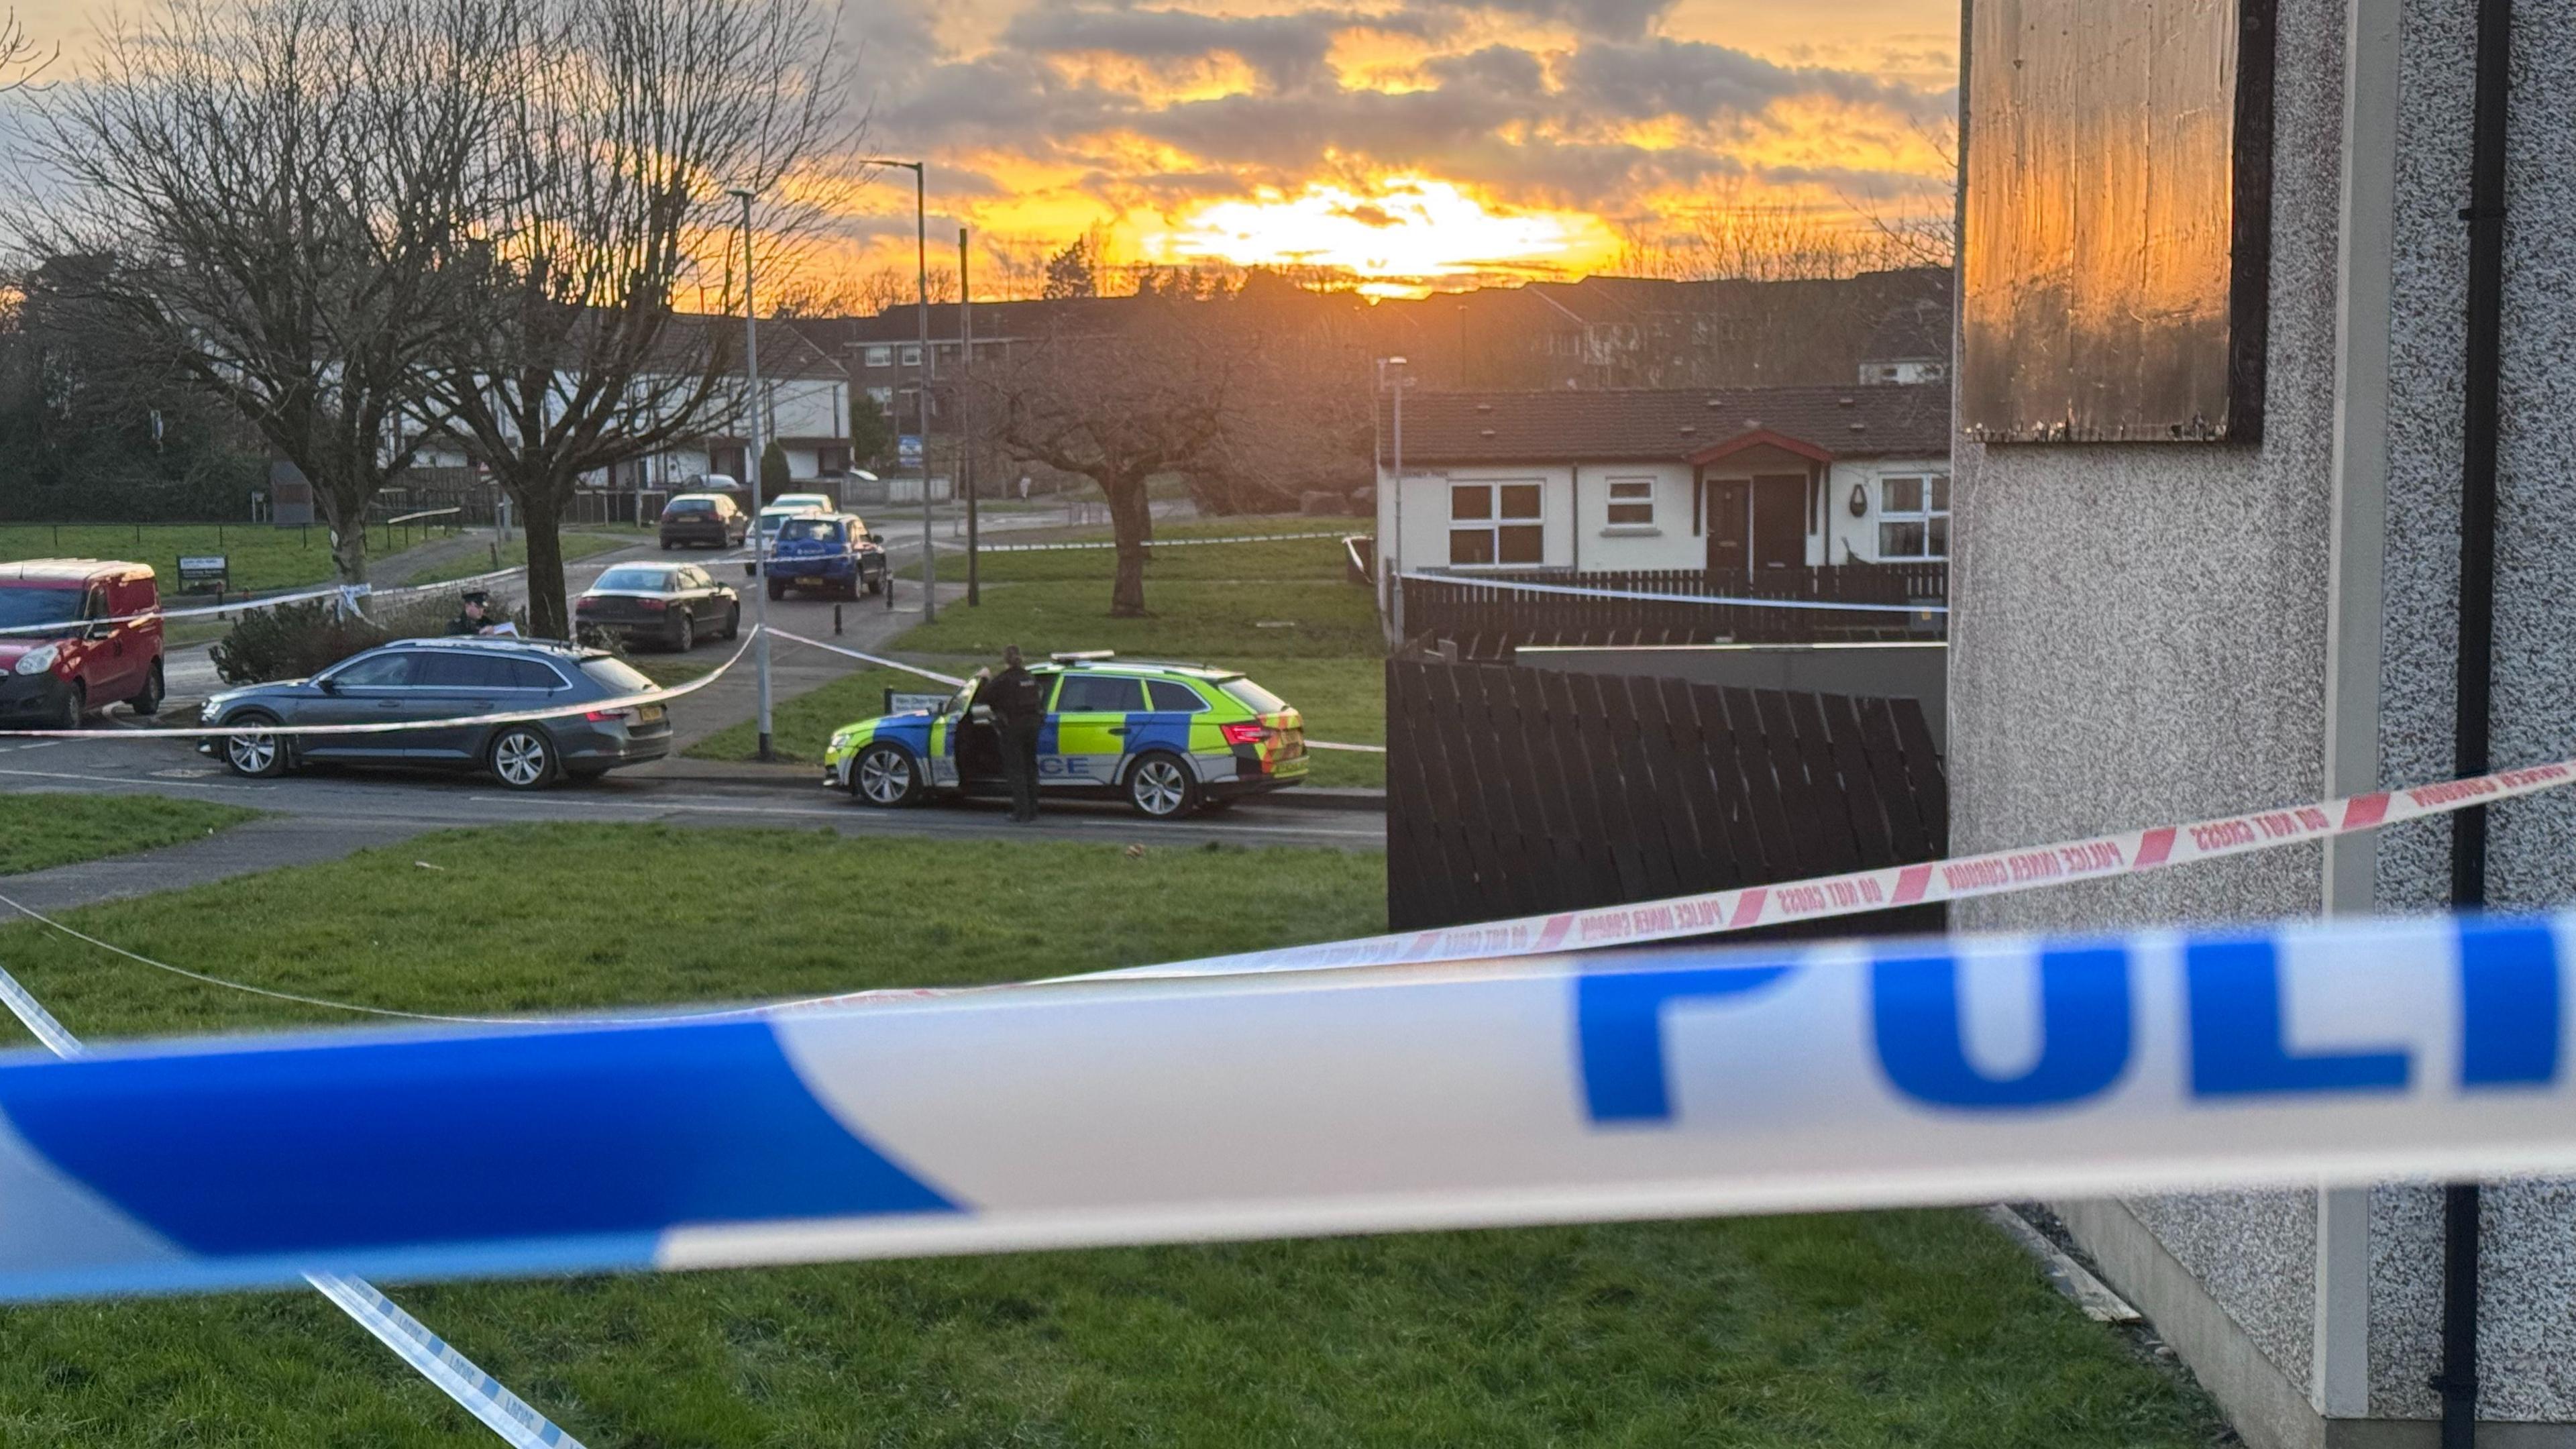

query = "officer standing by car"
[445, 590, 492, 636]
[987, 644, 1047, 822]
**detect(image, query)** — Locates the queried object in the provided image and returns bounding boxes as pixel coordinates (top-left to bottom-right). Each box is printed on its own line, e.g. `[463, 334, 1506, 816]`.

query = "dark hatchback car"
[658, 492, 748, 550]
[199, 637, 670, 790]
[575, 563, 741, 651]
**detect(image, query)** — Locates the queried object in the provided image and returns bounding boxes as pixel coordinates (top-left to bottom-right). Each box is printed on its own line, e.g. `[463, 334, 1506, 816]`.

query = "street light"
[1377, 356, 1409, 644]
[862, 157, 934, 623]
[729, 186, 775, 761]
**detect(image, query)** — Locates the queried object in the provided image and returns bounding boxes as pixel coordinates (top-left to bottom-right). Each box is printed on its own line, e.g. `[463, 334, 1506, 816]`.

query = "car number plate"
[637, 704, 665, 722]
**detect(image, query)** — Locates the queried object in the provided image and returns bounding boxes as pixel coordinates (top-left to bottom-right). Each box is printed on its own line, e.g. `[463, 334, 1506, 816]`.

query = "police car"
[823, 653, 1308, 818]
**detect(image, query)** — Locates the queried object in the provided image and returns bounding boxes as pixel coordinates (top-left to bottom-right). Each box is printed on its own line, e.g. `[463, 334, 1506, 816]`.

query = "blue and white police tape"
[0, 910, 2566, 1303]
[1396, 571, 1948, 615]
[768, 628, 969, 686]
[0, 580, 370, 638]
[0, 961, 588, 1446]
[973, 531, 1358, 553]
[0, 627, 761, 739]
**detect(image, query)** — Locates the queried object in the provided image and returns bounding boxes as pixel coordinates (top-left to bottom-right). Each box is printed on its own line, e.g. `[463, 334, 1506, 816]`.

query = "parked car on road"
[575, 564, 741, 651]
[823, 653, 1307, 818]
[766, 514, 888, 600]
[767, 492, 835, 514]
[659, 493, 748, 549]
[0, 558, 165, 729]
[201, 637, 670, 790]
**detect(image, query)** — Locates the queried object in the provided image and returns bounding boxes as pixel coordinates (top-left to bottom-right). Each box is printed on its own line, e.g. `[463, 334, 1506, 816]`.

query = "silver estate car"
[199, 637, 671, 790]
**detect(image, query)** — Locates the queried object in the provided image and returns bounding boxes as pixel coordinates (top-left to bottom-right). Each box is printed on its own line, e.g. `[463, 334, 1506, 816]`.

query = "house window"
[867, 386, 894, 407]
[1450, 481, 1543, 566]
[1605, 477, 1656, 527]
[863, 346, 893, 368]
[1878, 474, 1950, 559]
[900, 345, 921, 367]
[817, 444, 851, 474]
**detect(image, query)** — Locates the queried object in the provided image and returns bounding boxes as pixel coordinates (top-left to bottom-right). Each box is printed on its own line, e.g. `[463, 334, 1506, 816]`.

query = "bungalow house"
[1372, 380, 1951, 610]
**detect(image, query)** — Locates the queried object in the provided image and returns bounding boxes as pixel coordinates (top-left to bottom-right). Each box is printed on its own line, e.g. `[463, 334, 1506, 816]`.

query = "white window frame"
[866, 386, 894, 407]
[1446, 479, 1545, 568]
[899, 345, 922, 367]
[863, 345, 893, 368]
[1876, 473, 1950, 561]
[1603, 475, 1658, 530]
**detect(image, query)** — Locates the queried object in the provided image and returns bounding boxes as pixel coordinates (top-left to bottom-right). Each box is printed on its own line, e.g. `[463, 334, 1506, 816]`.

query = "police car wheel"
[1126, 752, 1199, 818]
[851, 743, 920, 807]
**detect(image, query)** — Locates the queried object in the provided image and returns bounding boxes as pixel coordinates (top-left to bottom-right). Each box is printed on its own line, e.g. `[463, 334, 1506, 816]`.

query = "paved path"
[0, 814, 437, 913]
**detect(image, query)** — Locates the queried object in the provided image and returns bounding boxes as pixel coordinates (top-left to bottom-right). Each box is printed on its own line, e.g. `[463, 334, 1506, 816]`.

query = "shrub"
[209, 595, 529, 684]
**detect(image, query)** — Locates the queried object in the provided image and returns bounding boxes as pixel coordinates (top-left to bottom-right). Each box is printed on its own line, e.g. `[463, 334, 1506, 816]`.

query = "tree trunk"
[1104, 474, 1150, 617]
[317, 488, 370, 584]
[519, 491, 570, 640]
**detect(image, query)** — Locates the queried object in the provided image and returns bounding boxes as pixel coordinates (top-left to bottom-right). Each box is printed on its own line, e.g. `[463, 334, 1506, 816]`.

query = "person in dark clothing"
[986, 644, 1048, 822]
[444, 591, 492, 636]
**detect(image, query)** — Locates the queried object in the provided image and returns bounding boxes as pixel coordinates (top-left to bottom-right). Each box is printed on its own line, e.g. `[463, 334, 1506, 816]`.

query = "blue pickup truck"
[766, 513, 890, 600]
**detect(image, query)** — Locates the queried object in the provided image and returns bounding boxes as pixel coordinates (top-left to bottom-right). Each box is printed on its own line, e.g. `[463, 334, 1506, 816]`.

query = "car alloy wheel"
[723, 605, 741, 639]
[853, 743, 916, 806]
[221, 712, 286, 777]
[1127, 753, 1195, 818]
[127, 659, 165, 716]
[489, 727, 556, 790]
[672, 612, 694, 653]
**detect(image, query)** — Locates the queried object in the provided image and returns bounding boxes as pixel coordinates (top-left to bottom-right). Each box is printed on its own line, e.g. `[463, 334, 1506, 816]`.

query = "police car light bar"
[1051, 651, 1116, 662]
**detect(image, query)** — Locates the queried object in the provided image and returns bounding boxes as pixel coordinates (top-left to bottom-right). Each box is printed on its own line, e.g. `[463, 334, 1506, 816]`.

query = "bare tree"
[767, 262, 954, 319]
[26, 0, 517, 582]
[982, 309, 1236, 616]
[418, 0, 845, 637]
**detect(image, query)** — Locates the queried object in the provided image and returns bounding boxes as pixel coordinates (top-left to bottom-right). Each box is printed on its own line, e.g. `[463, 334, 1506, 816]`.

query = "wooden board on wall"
[1958, 0, 2276, 444]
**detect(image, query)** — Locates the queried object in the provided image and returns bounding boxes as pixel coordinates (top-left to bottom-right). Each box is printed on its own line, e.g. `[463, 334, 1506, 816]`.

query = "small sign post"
[175, 555, 229, 594]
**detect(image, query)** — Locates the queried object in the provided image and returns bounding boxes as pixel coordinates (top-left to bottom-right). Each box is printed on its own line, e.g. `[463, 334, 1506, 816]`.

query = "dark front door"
[1750, 474, 1807, 570]
[1705, 479, 1749, 573]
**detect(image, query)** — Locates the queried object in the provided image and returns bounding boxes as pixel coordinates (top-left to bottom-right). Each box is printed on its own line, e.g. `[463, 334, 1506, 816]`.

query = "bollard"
[834, 603, 843, 636]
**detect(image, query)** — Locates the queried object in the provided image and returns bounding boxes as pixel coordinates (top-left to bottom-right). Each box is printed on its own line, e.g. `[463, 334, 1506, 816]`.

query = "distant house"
[405, 317, 853, 504]
[1373, 380, 1950, 598]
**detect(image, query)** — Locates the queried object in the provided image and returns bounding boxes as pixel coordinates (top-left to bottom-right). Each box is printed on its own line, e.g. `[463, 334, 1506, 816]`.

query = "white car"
[767, 492, 835, 513]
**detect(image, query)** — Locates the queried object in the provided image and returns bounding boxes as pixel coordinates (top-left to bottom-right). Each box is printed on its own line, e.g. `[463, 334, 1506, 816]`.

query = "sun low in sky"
[1153, 178, 1621, 292]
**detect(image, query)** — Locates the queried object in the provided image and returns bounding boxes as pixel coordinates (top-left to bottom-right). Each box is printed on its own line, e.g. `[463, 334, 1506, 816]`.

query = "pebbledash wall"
[1950, 0, 2576, 1444]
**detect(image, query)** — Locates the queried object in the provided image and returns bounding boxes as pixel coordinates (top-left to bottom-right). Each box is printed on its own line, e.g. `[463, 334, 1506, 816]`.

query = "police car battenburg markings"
[0, 911, 2567, 1302]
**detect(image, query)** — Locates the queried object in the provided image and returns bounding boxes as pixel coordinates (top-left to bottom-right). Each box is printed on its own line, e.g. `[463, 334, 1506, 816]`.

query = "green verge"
[900, 515, 1366, 584]
[0, 826, 2222, 1448]
[0, 794, 263, 877]
[0, 524, 343, 594]
[402, 533, 634, 586]
[891, 579, 1379, 660]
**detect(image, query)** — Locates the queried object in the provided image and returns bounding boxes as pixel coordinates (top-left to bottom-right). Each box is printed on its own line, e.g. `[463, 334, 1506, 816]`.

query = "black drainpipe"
[2439, 0, 2511, 1441]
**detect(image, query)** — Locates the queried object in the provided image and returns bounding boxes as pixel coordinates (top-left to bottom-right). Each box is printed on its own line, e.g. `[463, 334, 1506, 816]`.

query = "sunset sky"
[14, 0, 1962, 297]
[822, 0, 1959, 293]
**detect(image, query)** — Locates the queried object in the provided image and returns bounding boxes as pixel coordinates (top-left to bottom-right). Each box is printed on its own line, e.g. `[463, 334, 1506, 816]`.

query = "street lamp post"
[1377, 356, 1408, 644]
[729, 186, 774, 761]
[861, 157, 936, 621]
[959, 225, 979, 607]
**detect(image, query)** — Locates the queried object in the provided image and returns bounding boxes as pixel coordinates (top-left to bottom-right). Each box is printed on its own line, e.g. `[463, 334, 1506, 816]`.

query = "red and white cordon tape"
[1083, 760, 2576, 981]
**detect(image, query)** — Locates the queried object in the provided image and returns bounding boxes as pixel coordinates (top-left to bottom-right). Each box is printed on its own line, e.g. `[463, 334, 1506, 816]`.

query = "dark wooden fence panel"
[1400, 564, 1947, 657]
[1387, 658, 1947, 939]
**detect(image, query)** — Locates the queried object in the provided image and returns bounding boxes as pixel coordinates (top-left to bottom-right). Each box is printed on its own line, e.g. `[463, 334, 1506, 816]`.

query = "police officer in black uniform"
[445, 590, 492, 636]
[987, 644, 1048, 822]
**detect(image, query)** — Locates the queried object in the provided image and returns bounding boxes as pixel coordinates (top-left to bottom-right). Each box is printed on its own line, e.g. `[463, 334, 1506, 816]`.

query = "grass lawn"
[893, 580, 1379, 660]
[903, 515, 1364, 584]
[403, 532, 634, 586]
[0, 794, 262, 876]
[0, 523, 341, 594]
[0, 826, 2224, 1447]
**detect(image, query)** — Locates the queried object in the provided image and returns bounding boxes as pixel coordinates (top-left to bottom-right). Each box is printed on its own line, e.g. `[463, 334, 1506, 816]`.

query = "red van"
[0, 559, 166, 728]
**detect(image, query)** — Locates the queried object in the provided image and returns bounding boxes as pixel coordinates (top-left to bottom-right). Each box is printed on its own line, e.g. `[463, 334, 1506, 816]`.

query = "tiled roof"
[1383, 381, 1951, 464]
